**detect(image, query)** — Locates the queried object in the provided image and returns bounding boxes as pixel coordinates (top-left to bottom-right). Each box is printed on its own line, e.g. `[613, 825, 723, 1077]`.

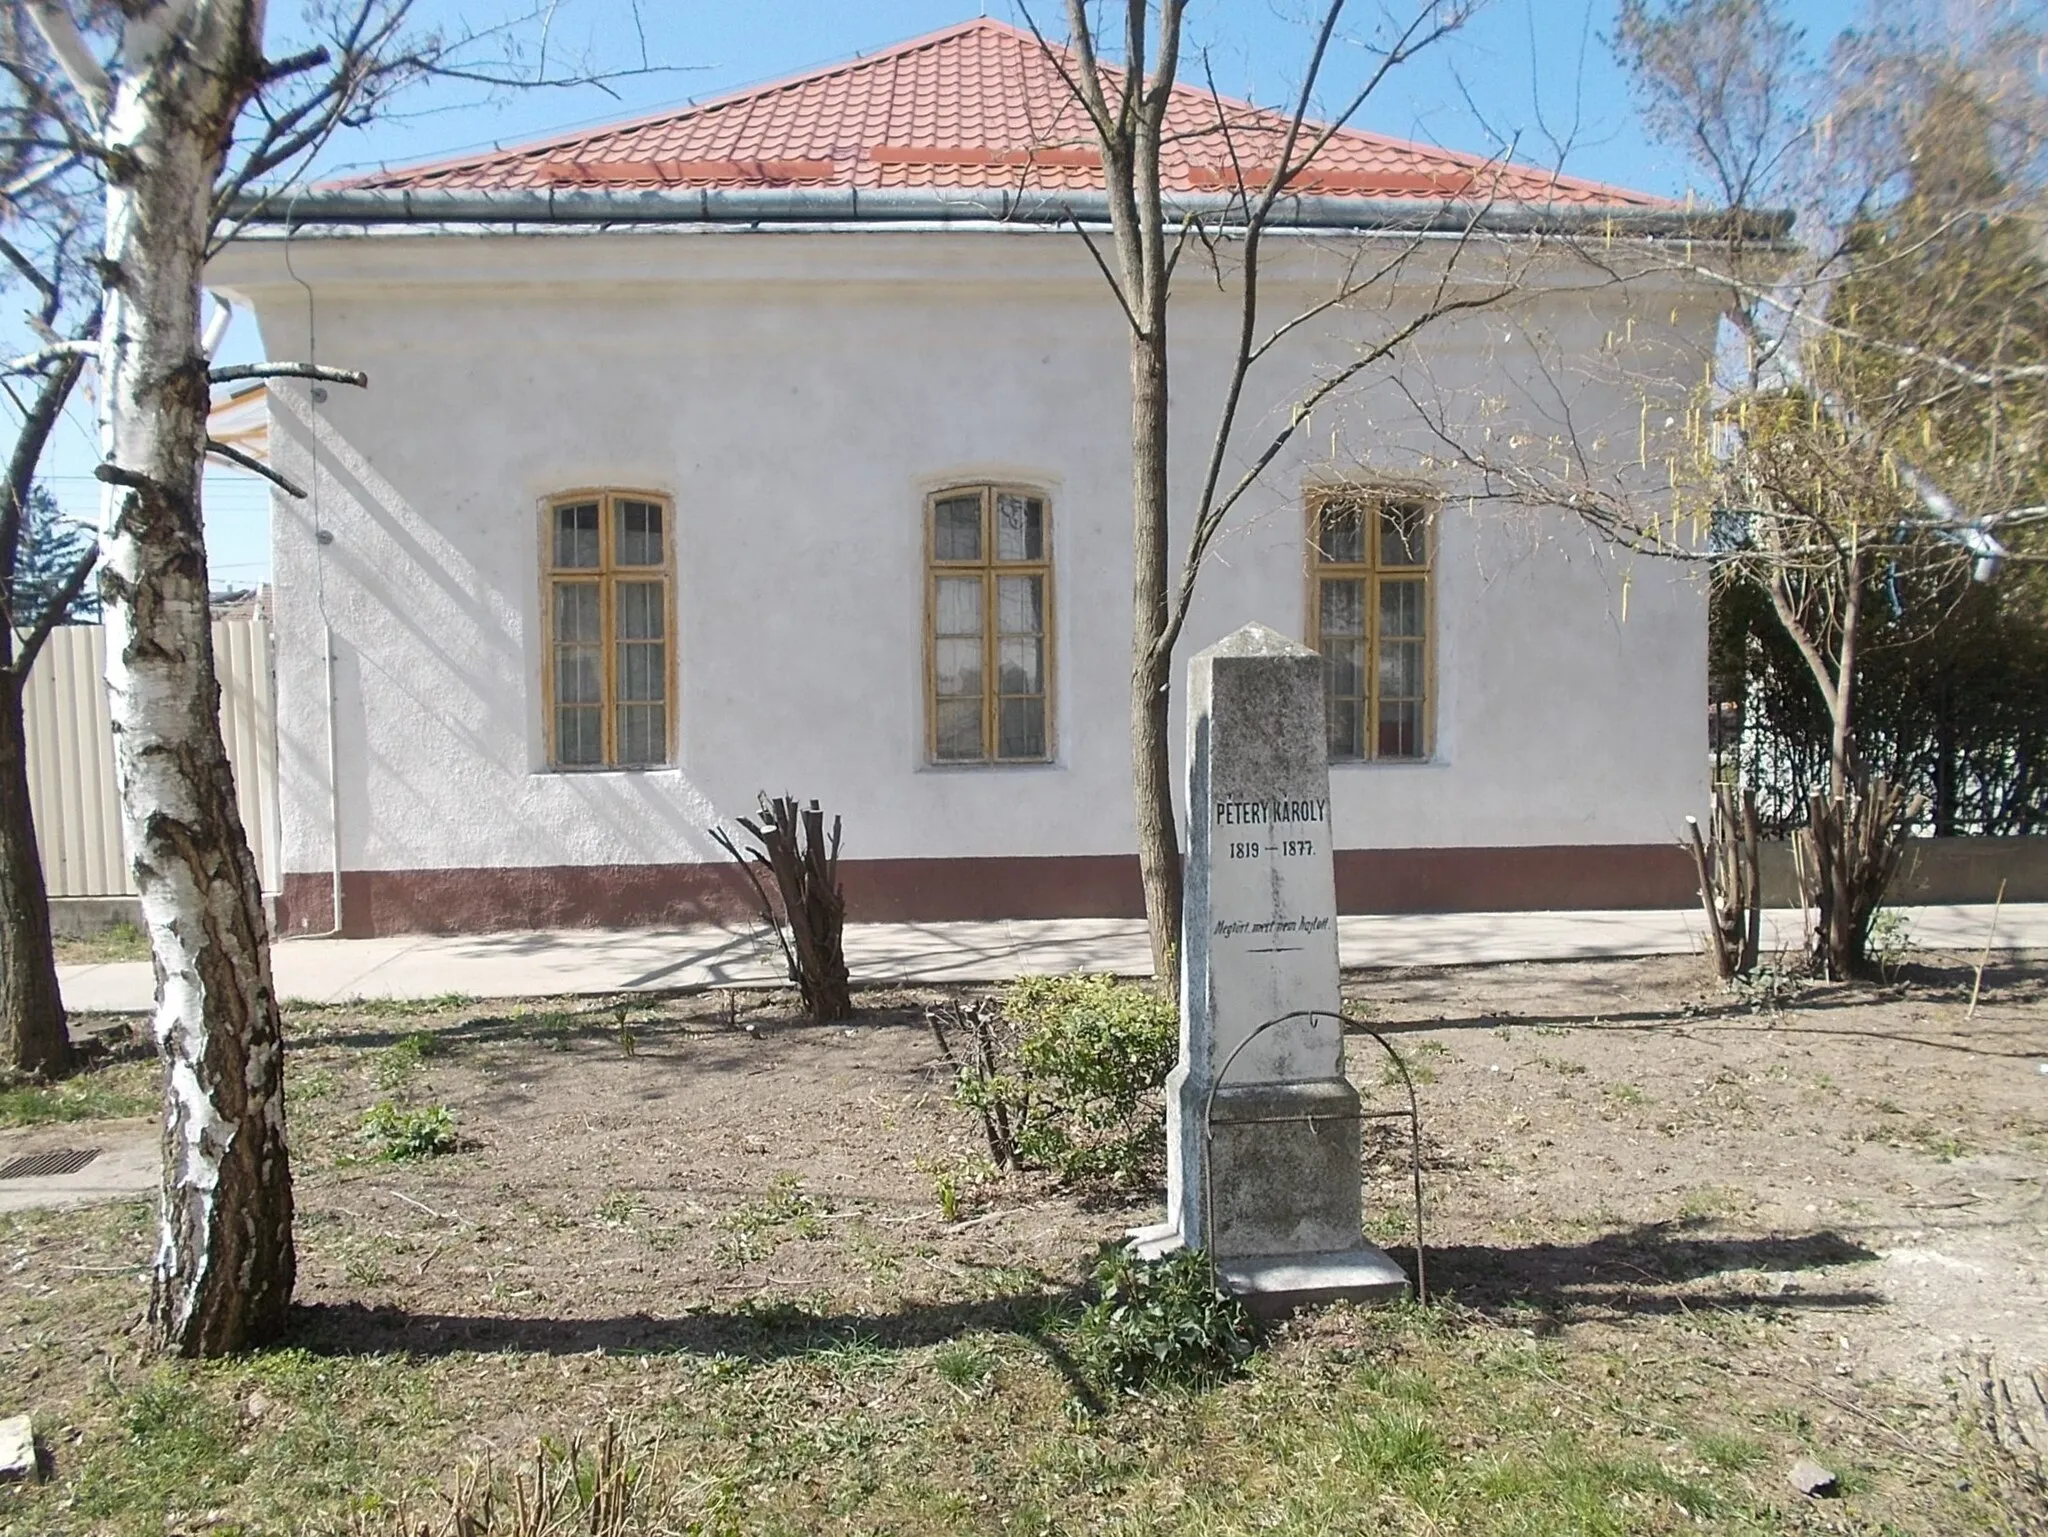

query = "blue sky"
[32, 0, 1864, 587]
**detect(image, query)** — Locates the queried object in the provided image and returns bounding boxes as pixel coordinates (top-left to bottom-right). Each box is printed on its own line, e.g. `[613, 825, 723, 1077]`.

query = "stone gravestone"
[1132, 623, 1407, 1312]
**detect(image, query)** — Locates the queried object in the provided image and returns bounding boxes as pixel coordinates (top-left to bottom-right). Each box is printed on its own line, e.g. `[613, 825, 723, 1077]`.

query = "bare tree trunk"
[89, 0, 294, 1355]
[0, 661, 70, 1076]
[0, 354, 93, 1080]
[1129, 320, 1182, 977]
[1813, 543, 1868, 978]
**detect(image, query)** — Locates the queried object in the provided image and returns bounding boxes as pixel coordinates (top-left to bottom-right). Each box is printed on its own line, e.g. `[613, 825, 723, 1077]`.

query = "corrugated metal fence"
[22, 619, 280, 897]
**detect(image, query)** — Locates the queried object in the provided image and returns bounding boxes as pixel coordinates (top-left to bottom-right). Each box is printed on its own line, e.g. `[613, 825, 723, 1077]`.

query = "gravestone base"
[1131, 1075, 1412, 1314]
[1205, 1079, 1367, 1256]
[1215, 1247, 1410, 1319]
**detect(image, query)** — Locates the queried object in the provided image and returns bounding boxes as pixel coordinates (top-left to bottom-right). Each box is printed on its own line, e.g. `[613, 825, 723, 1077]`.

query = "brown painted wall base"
[276, 843, 1696, 938]
[1756, 836, 2048, 908]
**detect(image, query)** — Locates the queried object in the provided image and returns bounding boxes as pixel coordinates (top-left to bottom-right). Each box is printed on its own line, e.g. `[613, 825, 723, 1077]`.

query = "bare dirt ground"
[5, 950, 2046, 1533]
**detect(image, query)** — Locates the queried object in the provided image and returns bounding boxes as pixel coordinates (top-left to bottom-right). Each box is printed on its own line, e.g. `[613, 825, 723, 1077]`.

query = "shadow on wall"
[269, 389, 736, 926]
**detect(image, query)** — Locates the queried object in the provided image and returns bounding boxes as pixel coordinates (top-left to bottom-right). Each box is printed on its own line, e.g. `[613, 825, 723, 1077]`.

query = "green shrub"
[357, 1101, 459, 1161]
[1075, 1248, 1259, 1394]
[932, 975, 1177, 1186]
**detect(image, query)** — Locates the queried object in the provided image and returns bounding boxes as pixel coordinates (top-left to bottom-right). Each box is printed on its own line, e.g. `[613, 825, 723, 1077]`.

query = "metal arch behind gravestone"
[1131, 622, 1406, 1313]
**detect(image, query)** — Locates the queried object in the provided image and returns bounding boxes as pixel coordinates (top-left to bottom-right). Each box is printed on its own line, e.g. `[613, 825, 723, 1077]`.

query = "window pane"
[1380, 503, 1429, 567]
[997, 574, 1043, 636]
[934, 698, 984, 761]
[1378, 698, 1424, 759]
[934, 636, 983, 698]
[555, 644, 601, 705]
[554, 503, 600, 569]
[933, 495, 983, 561]
[997, 636, 1043, 695]
[554, 581, 600, 643]
[998, 696, 1046, 759]
[1318, 578, 1365, 639]
[616, 500, 664, 567]
[615, 581, 665, 641]
[1379, 638, 1424, 699]
[1326, 639, 1366, 702]
[995, 494, 1045, 562]
[1328, 696, 1364, 760]
[1315, 500, 1366, 564]
[618, 703, 666, 766]
[1379, 578, 1425, 639]
[556, 705, 603, 765]
[617, 641, 665, 703]
[935, 576, 983, 637]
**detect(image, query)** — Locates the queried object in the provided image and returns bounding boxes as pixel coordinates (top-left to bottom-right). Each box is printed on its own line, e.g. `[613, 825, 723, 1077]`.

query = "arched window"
[925, 485, 1054, 763]
[543, 490, 674, 768]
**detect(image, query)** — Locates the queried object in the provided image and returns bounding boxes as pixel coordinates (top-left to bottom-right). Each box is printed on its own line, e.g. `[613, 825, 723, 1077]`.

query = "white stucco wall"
[207, 226, 1717, 886]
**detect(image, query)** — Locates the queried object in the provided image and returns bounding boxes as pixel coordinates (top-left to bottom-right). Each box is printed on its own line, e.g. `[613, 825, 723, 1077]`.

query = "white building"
[208, 18, 1726, 936]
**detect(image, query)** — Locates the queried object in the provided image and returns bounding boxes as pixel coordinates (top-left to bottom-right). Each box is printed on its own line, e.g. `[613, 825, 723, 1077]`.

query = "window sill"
[916, 758, 1065, 774]
[535, 763, 682, 776]
[1328, 756, 1444, 769]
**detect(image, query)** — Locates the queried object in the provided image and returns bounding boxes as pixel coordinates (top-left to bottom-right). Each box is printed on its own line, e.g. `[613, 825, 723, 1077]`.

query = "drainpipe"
[320, 616, 343, 935]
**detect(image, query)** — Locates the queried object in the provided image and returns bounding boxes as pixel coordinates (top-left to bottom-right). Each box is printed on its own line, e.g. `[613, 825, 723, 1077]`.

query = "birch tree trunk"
[87, 0, 294, 1355]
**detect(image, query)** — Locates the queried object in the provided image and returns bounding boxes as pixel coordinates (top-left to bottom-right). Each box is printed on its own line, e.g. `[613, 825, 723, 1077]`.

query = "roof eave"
[227, 186, 1790, 243]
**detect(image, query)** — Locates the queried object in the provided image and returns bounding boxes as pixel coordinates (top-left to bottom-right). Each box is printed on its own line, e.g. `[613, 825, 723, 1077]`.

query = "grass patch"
[0, 1059, 156, 1128]
[52, 921, 150, 965]
[2, 1206, 2026, 1537]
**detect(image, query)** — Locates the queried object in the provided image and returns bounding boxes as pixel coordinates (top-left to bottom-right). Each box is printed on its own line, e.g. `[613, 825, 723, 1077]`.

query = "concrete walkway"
[57, 903, 2042, 1014]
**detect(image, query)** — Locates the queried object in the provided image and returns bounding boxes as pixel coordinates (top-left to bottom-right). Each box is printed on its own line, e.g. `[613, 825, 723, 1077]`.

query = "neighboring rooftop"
[338, 17, 1660, 210]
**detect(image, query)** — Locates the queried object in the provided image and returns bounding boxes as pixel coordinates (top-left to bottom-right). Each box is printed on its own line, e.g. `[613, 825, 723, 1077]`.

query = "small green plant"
[595, 1190, 638, 1226]
[373, 1031, 449, 1089]
[929, 975, 1177, 1187]
[345, 1252, 390, 1287]
[1908, 1123, 1967, 1161]
[357, 1101, 460, 1161]
[932, 1340, 994, 1398]
[717, 1172, 827, 1262]
[1867, 908, 1912, 979]
[1074, 1248, 1259, 1394]
[914, 1155, 996, 1222]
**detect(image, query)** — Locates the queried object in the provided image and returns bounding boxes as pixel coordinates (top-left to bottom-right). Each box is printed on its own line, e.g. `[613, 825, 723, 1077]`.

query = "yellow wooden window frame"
[541, 489, 677, 770]
[1306, 489, 1434, 762]
[924, 484, 1055, 764]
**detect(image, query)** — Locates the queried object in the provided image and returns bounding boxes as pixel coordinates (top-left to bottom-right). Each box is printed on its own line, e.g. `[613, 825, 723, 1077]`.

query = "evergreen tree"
[8, 485, 96, 630]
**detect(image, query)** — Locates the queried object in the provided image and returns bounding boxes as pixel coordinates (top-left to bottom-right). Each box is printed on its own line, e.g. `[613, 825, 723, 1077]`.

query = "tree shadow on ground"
[286, 1272, 1109, 1410]
[1410, 1218, 1885, 1334]
[280, 999, 933, 1056]
[285, 1220, 1879, 1376]
[1352, 983, 2048, 1060]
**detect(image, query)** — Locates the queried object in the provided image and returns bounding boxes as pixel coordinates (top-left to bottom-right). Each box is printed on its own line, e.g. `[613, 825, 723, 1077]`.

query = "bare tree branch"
[209, 361, 367, 387]
[10, 542, 95, 677]
[3, 337, 94, 373]
[206, 438, 305, 498]
[21, 0, 107, 127]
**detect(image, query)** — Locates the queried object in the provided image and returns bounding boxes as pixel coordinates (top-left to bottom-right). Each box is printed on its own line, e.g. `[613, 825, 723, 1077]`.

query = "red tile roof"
[341, 18, 1660, 208]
